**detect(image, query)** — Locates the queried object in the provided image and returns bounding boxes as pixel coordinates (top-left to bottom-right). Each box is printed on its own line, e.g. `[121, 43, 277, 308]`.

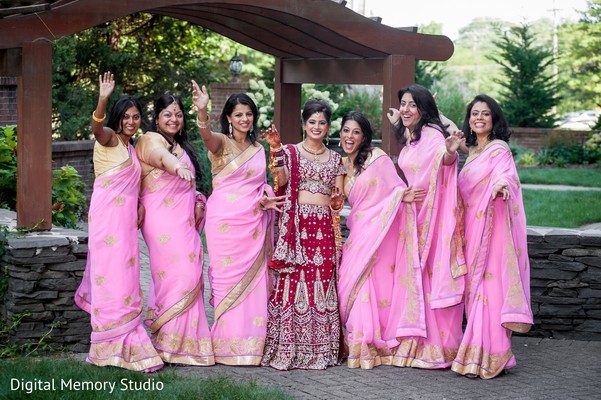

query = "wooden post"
[381, 54, 415, 163]
[274, 57, 302, 145]
[16, 40, 52, 230]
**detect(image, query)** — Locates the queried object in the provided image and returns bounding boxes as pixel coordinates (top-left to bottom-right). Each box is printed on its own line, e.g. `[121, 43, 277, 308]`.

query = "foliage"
[52, 14, 241, 140]
[0, 126, 17, 209]
[247, 81, 343, 140]
[0, 314, 63, 358]
[518, 166, 601, 187]
[488, 23, 561, 128]
[335, 88, 383, 138]
[0, 358, 293, 399]
[535, 145, 600, 167]
[522, 189, 601, 228]
[51, 166, 87, 229]
[557, 0, 601, 114]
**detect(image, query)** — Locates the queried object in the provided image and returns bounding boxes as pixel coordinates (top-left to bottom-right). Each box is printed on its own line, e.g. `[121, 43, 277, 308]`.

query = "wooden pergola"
[0, 0, 453, 230]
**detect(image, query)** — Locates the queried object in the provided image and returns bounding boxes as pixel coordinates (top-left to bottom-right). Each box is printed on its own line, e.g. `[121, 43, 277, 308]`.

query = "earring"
[326, 135, 329, 146]
[228, 122, 232, 135]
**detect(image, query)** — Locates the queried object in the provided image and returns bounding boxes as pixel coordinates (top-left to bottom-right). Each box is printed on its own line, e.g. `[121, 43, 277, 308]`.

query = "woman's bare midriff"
[298, 191, 330, 206]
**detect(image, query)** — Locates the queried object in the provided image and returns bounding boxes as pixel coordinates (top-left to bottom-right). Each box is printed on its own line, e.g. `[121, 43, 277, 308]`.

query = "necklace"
[473, 140, 490, 155]
[301, 141, 327, 161]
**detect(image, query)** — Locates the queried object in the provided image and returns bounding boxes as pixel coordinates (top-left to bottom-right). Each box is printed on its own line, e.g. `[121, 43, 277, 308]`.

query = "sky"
[362, 0, 589, 40]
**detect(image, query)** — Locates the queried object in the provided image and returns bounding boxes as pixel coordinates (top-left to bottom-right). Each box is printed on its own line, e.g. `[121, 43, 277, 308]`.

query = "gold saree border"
[156, 351, 215, 366]
[214, 224, 271, 322]
[213, 143, 262, 180]
[215, 355, 263, 366]
[87, 354, 164, 372]
[150, 279, 203, 334]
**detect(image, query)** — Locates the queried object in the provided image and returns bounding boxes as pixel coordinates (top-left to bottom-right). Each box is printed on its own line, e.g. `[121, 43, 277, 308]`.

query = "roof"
[0, 0, 453, 61]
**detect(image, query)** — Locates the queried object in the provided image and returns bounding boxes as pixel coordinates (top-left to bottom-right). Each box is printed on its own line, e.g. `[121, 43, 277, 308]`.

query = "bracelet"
[92, 111, 106, 123]
[329, 204, 343, 213]
[195, 202, 205, 209]
[174, 163, 189, 176]
[196, 114, 210, 129]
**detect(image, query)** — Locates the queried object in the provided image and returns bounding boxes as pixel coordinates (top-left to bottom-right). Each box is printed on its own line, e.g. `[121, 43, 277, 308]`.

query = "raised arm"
[92, 72, 119, 146]
[191, 79, 225, 154]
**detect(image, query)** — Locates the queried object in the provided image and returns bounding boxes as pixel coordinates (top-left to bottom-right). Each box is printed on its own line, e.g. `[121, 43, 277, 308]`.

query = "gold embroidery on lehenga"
[325, 276, 338, 311]
[163, 197, 174, 207]
[313, 246, 324, 266]
[294, 270, 309, 314]
[283, 274, 291, 307]
[158, 233, 170, 244]
[114, 195, 125, 206]
[218, 223, 231, 234]
[103, 236, 116, 246]
[314, 269, 326, 312]
[95, 276, 106, 286]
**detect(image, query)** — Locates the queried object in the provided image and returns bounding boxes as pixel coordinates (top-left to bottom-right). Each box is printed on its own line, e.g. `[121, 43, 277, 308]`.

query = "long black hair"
[106, 96, 142, 144]
[462, 94, 512, 147]
[393, 84, 448, 145]
[340, 111, 373, 174]
[219, 93, 259, 145]
[150, 93, 202, 183]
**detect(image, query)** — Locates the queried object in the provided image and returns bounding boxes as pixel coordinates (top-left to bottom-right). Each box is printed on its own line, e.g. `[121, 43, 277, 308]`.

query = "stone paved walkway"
[135, 232, 601, 400]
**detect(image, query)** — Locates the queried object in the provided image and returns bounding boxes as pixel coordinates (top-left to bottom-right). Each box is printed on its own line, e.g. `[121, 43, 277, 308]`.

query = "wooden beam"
[274, 58, 302, 145]
[16, 40, 52, 230]
[281, 59, 383, 84]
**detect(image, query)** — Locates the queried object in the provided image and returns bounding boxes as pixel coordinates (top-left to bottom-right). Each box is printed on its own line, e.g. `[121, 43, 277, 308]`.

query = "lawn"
[0, 356, 292, 400]
[518, 167, 601, 187]
[522, 189, 601, 228]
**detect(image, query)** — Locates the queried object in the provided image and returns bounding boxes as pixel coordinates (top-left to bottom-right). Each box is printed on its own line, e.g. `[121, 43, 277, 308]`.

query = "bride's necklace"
[301, 141, 327, 161]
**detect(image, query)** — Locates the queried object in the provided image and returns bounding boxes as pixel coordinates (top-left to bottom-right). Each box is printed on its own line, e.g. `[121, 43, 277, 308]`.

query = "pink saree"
[451, 141, 532, 379]
[205, 142, 274, 365]
[338, 148, 425, 369]
[394, 125, 466, 369]
[75, 143, 163, 372]
[137, 134, 214, 366]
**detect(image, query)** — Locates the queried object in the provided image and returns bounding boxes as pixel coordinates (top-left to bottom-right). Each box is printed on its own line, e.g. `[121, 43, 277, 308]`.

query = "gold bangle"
[329, 204, 343, 213]
[92, 111, 106, 123]
[196, 114, 210, 129]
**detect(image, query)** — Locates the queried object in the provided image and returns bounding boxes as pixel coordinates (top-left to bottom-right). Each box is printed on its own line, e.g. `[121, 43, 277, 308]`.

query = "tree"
[558, 0, 601, 113]
[488, 23, 561, 128]
[52, 14, 255, 140]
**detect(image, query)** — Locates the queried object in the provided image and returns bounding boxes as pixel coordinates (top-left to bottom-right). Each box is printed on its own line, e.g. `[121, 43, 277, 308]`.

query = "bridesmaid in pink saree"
[75, 72, 163, 372]
[387, 84, 467, 369]
[337, 111, 426, 369]
[451, 95, 532, 379]
[190, 81, 284, 365]
[136, 94, 214, 366]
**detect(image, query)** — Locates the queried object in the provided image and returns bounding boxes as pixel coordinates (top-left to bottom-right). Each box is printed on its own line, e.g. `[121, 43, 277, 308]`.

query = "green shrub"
[516, 152, 539, 167]
[0, 125, 87, 228]
[51, 166, 86, 229]
[0, 126, 17, 209]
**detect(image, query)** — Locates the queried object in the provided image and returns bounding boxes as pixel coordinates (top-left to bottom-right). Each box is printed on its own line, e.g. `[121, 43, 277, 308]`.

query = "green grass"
[523, 189, 601, 228]
[518, 167, 601, 187]
[0, 356, 292, 400]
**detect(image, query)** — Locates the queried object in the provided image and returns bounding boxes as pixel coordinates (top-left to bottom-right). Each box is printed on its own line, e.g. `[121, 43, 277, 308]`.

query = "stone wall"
[526, 226, 601, 341]
[0, 209, 90, 352]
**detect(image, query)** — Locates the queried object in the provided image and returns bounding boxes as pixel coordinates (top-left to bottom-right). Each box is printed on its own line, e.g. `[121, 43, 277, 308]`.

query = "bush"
[51, 166, 87, 228]
[535, 144, 601, 167]
[0, 125, 87, 228]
